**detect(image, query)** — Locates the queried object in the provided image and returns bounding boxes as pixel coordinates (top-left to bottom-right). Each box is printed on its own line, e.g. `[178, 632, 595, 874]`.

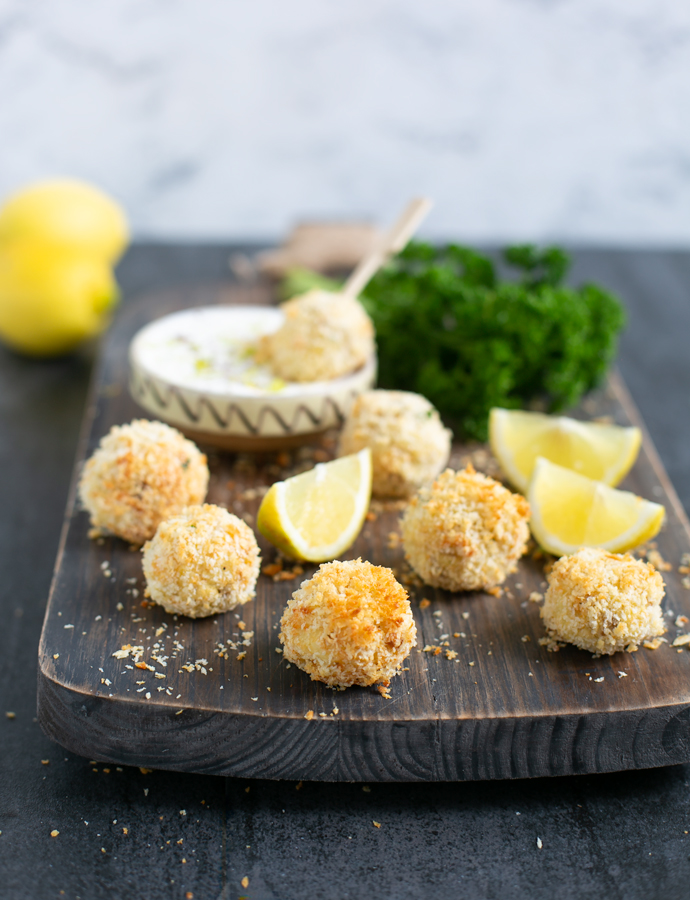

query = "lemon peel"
[0, 243, 117, 356]
[0, 179, 128, 263]
[0, 179, 128, 356]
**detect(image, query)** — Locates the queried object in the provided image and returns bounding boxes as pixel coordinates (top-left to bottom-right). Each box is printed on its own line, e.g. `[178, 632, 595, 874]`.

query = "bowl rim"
[129, 304, 377, 401]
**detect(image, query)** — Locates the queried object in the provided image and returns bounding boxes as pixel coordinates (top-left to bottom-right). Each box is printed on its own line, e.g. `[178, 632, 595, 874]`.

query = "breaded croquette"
[142, 504, 260, 618]
[256, 289, 374, 382]
[279, 559, 416, 688]
[79, 419, 209, 545]
[401, 465, 530, 591]
[338, 390, 451, 498]
[541, 547, 665, 655]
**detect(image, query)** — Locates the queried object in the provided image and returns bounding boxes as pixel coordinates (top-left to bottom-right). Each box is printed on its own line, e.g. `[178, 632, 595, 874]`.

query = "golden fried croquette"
[142, 504, 260, 618]
[256, 288, 374, 382]
[400, 465, 530, 591]
[79, 419, 208, 544]
[541, 547, 665, 655]
[338, 390, 451, 498]
[279, 559, 416, 688]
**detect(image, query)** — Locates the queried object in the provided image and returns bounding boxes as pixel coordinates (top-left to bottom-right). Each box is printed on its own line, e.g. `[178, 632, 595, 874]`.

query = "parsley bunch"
[362, 243, 625, 441]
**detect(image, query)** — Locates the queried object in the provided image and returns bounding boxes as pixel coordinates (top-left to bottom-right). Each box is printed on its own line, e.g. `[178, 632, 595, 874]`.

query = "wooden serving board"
[38, 282, 690, 782]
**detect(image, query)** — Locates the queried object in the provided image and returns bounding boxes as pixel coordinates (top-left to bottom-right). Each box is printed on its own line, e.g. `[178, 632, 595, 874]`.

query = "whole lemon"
[0, 242, 118, 356]
[0, 179, 128, 263]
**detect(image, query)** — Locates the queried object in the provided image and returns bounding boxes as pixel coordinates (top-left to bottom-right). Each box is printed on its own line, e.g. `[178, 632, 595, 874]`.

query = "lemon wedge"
[489, 408, 641, 493]
[528, 457, 664, 556]
[257, 449, 372, 562]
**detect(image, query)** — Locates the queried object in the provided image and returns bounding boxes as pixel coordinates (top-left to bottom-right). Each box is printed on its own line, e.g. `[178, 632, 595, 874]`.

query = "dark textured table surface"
[1, 244, 690, 900]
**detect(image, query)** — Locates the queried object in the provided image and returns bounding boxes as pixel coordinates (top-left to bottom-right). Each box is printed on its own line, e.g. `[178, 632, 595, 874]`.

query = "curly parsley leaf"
[362, 243, 625, 441]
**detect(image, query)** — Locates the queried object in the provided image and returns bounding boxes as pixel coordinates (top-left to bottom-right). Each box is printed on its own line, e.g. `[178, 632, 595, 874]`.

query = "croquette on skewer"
[256, 289, 374, 382]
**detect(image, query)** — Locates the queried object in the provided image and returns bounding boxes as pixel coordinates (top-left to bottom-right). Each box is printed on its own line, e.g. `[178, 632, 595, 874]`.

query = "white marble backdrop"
[0, 0, 689, 243]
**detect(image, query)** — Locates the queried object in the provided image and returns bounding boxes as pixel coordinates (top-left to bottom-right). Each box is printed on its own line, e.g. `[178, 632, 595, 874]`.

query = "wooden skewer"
[341, 197, 433, 298]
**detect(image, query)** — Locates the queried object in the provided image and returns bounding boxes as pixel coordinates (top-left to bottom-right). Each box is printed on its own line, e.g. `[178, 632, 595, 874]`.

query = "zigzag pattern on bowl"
[130, 371, 357, 436]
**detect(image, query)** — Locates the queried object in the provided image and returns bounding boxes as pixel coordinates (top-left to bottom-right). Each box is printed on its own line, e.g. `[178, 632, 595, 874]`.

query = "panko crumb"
[646, 549, 672, 572]
[79, 419, 209, 545]
[400, 465, 530, 591]
[338, 390, 451, 498]
[279, 559, 416, 688]
[142, 504, 260, 618]
[541, 547, 666, 656]
[255, 289, 374, 382]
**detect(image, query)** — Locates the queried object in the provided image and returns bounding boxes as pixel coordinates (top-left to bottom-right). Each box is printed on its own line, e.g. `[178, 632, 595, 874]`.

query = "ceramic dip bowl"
[129, 305, 376, 451]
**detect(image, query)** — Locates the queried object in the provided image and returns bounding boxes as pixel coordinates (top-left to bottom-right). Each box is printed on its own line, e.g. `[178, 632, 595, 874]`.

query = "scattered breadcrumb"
[643, 638, 665, 650]
[262, 558, 304, 582]
[373, 821, 381, 828]
[672, 635, 690, 647]
[397, 561, 423, 588]
[539, 636, 564, 652]
[529, 592, 543, 603]
[241, 877, 249, 889]
[646, 549, 672, 571]
[419, 598, 431, 610]
[304, 710, 314, 720]
[50, 830, 59, 838]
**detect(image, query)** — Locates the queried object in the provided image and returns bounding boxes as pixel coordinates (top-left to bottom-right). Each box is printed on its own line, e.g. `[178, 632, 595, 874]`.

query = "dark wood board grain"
[37, 281, 690, 782]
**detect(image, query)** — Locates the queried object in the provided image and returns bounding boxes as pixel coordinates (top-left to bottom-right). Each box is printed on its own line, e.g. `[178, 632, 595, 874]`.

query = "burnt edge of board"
[37, 675, 690, 781]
